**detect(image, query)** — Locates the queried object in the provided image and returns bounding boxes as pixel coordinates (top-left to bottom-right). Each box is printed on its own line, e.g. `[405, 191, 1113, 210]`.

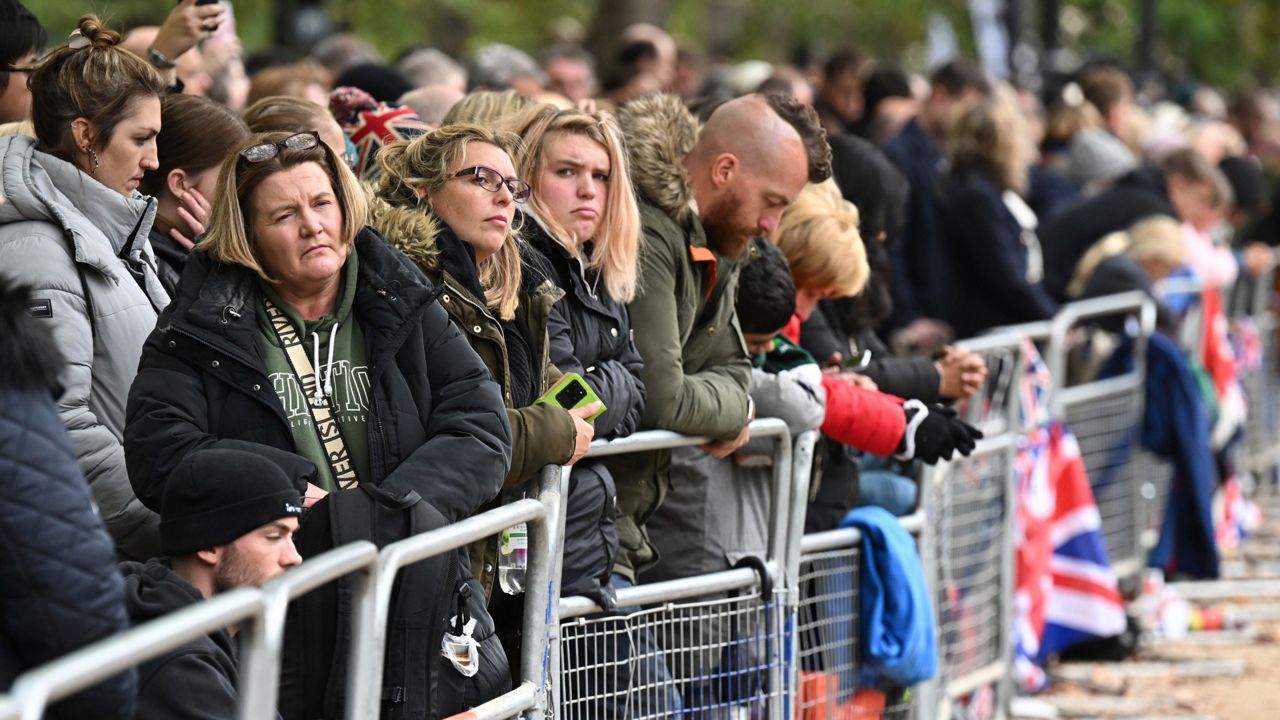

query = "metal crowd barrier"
[1047, 292, 1157, 580]
[12, 285, 1261, 720]
[554, 418, 799, 720]
[0, 542, 380, 720]
[916, 333, 1023, 720]
[1232, 265, 1280, 482]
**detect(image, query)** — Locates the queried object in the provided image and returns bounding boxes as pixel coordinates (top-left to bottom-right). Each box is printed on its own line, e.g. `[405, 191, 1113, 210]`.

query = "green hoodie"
[255, 254, 371, 490]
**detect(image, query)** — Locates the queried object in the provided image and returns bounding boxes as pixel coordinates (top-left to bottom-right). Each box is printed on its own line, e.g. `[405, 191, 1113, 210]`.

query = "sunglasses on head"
[452, 165, 532, 204]
[239, 131, 322, 165]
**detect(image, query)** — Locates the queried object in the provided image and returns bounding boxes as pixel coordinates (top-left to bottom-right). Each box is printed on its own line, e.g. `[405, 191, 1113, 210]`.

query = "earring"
[83, 146, 99, 175]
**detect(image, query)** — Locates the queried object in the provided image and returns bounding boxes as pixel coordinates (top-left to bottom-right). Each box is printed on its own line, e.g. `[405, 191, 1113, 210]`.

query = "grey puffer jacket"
[0, 135, 169, 560]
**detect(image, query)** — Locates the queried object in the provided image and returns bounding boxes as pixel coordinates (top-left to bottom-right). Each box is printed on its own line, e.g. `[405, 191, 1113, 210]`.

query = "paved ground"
[1025, 493, 1280, 720]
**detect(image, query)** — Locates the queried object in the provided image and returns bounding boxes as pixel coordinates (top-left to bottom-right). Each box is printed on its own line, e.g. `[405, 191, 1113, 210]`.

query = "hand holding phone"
[535, 373, 606, 422]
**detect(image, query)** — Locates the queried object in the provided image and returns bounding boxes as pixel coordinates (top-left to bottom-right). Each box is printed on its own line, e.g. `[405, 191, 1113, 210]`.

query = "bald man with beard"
[592, 91, 828, 717]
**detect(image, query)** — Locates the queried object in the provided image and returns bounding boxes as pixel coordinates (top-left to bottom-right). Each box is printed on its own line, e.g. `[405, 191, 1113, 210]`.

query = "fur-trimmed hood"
[617, 93, 701, 225]
[365, 191, 444, 275]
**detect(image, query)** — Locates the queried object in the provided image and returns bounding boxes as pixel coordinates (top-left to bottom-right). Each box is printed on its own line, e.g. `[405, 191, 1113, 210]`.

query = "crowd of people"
[1, 0, 1277, 717]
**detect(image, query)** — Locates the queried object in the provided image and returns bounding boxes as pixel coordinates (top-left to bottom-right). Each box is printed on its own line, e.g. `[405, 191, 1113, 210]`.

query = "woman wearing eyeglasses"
[124, 129, 512, 542]
[369, 123, 597, 599]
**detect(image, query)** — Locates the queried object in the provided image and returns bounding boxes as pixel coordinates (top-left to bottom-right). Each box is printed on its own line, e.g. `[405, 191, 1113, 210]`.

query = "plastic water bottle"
[498, 523, 527, 594]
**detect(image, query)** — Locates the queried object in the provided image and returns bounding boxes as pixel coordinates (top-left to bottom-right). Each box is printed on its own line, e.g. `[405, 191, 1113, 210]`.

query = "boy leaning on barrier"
[120, 447, 310, 720]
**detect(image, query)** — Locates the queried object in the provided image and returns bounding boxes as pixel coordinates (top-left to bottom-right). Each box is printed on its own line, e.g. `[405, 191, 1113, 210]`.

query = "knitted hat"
[1067, 128, 1138, 187]
[160, 448, 307, 556]
[330, 85, 430, 180]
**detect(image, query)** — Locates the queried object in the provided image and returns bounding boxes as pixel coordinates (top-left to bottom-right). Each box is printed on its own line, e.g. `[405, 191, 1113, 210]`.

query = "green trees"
[20, 0, 1280, 89]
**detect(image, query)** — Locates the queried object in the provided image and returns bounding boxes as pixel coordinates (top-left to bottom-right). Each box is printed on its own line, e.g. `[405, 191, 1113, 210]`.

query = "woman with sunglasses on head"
[124, 128, 511, 546]
[370, 124, 598, 600]
[0, 17, 169, 560]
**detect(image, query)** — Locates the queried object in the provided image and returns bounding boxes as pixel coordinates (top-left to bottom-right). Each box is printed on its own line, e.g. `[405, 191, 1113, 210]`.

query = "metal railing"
[554, 418, 798, 720]
[1047, 292, 1157, 580]
[0, 542, 380, 720]
[13, 284, 1280, 720]
[917, 333, 1023, 720]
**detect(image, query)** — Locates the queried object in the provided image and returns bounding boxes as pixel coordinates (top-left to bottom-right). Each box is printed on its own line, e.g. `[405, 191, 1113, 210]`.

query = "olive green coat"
[607, 94, 754, 581]
[368, 196, 575, 594]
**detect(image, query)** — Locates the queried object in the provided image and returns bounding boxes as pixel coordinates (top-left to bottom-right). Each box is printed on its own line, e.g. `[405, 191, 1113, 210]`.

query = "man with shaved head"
[599, 90, 827, 715]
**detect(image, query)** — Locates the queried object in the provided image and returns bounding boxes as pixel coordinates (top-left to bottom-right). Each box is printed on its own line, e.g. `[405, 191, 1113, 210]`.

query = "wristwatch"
[147, 46, 178, 70]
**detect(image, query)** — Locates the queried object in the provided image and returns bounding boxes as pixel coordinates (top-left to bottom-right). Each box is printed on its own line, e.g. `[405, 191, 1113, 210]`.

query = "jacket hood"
[120, 558, 206, 624]
[616, 93, 700, 225]
[366, 192, 443, 274]
[0, 135, 158, 285]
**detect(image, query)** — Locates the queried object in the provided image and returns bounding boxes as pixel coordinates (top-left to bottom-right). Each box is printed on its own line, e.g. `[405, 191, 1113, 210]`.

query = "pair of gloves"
[894, 399, 983, 465]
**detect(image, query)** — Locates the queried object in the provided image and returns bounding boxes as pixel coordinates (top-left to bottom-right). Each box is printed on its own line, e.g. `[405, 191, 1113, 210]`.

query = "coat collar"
[162, 226, 434, 365]
[0, 135, 157, 284]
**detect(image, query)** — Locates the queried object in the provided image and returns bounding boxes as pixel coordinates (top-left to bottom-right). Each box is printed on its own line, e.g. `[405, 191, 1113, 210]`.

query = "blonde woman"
[1069, 215, 1188, 330]
[125, 127, 511, 521]
[370, 124, 598, 599]
[942, 87, 1058, 337]
[508, 105, 646, 611]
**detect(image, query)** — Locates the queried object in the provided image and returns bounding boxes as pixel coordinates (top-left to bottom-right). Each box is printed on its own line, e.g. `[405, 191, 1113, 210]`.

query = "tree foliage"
[19, 0, 1280, 90]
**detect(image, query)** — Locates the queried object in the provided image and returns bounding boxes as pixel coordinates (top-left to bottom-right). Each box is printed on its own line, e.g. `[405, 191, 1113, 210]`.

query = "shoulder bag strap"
[263, 295, 360, 489]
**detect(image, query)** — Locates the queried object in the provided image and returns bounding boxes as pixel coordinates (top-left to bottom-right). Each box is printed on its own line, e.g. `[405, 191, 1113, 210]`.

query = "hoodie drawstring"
[310, 322, 340, 402]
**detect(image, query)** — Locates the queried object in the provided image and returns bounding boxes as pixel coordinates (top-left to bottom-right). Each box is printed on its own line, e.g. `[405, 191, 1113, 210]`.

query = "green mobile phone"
[535, 372, 606, 423]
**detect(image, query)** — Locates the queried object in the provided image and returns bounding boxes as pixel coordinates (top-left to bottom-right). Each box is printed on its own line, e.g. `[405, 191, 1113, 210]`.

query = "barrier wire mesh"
[1062, 390, 1144, 572]
[559, 592, 783, 720]
[934, 452, 1009, 685]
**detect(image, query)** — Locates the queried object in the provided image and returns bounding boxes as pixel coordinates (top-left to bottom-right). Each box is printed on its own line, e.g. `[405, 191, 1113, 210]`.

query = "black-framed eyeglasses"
[239, 131, 322, 165]
[452, 165, 532, 204]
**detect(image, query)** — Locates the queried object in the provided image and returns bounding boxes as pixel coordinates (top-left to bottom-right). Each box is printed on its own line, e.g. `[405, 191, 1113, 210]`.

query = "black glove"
[894, 400, 984, 465]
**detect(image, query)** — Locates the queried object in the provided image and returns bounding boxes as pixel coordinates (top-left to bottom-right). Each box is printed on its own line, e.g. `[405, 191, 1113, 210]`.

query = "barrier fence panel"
[1047, 292, 1156, 580]
[1234, 265, 1280, 482]
[0, 542, 380, 720]
[917, 333, 1023, 720]
[554, 418, 796, 720]
[349, 465, 564, 720]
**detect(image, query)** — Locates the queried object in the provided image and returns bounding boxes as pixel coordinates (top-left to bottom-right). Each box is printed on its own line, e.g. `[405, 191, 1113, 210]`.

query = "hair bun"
[73, 15, 122, 50]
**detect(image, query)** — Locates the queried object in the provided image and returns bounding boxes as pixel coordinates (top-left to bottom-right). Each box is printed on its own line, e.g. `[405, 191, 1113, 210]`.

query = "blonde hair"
[201, 131, 368, 283]
[1068, 215, 1186, 297]
[442, 90, 534, 127]
[950, 86, 1033, 192]
[375, 123, 525, 320]
[0, 121, 35, 138]
[511, 104, 642, 302]
[770, 179, 869, 297]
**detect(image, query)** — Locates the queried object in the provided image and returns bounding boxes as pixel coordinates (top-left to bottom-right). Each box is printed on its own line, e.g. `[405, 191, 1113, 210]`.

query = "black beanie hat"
[160, 448, 307, 557]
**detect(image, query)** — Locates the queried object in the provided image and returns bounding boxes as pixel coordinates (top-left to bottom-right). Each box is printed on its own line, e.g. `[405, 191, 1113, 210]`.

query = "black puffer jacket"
[524, 215, 649, 606]
[125, 227, 512, 524]
[150, 228, 189, 298]
[0, 283, 136, 720]
[524, 215, 646, 439]
[121, 559, 244, 720]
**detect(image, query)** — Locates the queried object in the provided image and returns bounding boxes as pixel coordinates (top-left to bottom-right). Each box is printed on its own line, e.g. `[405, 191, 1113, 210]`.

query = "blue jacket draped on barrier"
[839, 506, 937, 686]
[1102, 333, 1219, 578]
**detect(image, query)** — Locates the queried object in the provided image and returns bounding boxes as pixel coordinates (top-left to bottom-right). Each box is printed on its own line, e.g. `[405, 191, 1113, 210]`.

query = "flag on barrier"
[1014, 346, 1127, 692]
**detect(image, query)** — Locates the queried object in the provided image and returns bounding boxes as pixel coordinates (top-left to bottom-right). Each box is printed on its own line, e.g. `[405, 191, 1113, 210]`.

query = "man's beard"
[700, 190, 754, 259]
[213, 544, 269, 593]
